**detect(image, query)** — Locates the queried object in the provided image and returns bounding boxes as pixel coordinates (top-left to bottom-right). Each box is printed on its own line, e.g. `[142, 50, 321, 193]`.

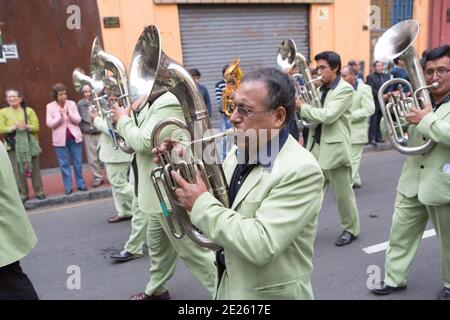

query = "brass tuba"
[277, 39, 322, 129]
[129, 25, 234, 251]
[222, 58, 243, 118]
[91, 37, 135, 154]
[374, 20, 439, 155]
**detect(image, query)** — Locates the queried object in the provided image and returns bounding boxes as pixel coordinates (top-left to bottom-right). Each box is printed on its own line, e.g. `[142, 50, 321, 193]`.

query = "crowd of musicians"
[0, 22, 449, 301]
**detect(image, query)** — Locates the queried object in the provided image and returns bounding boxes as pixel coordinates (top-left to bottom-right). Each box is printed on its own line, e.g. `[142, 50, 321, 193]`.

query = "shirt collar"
[235, 125, 289, 168]
[432, 93, 450, 109]
[322, 76, 341, 91]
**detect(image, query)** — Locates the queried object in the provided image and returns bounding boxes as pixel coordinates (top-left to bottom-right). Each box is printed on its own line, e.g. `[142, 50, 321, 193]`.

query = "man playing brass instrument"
[111, 92, 216, 300]
[153, 68, 324, 300]
[371, 45, 450, 300]
[298, 51, 360, 246]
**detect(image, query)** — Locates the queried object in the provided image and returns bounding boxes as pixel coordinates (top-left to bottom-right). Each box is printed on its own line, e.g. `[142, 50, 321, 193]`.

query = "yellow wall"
[97, 0, 183, 69]
[310, 0, 372, 76]
[413, 0, 430, 57]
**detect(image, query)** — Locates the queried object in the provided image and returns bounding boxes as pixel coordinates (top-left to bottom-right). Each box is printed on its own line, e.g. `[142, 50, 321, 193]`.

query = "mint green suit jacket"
[396, 100, 450, 206]
[0, 143, 37, 267]
[116, 93, 184, 213]
[190, 136, 324, 299]
[350, 83, 375, 144]
[301, 78, 355, 169]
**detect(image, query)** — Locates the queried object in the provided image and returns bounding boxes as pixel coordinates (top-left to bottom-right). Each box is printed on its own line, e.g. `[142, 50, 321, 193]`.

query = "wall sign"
[103, 17, 120, 28]
[2, 44, 19, 59]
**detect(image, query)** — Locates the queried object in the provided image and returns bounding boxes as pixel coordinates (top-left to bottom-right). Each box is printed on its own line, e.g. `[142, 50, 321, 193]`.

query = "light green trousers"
[312, 144, 360, 236]
[351, 144, 364, 187]
[105, 162, 134, 218]
[384, 192, 450, 289]
[144, 209, 217, 298]
[124, 195, 147, 255]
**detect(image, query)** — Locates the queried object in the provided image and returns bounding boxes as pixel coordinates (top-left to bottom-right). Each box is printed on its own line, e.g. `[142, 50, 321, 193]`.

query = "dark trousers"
[0, 261, 39, 300]
[369, 108, 383, 142]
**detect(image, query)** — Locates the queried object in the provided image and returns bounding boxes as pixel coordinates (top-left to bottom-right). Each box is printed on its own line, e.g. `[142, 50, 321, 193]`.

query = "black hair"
[189, 68, 201, 78]
[315, 51, 342, 75]
[373, 60, 384, 68]
[222, 64, 229, 76]
[424, 45, 450, 65]
[241, 67, 295, 125]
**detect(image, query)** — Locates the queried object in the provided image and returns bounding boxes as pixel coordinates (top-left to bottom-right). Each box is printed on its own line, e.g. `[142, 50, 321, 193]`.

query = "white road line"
[362, 229, 437, 254]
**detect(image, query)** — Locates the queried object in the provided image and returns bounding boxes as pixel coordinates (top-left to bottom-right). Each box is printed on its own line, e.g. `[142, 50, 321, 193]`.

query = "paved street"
[22, 148, 442, 300]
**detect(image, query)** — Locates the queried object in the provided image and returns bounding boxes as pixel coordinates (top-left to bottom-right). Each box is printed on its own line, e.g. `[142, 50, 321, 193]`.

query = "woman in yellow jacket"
[0, 89, 45, 202]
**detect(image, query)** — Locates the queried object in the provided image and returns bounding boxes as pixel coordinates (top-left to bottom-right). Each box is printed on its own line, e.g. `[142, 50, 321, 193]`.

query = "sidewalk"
[24, 142, 393, 211]
[24, 165, 112, 210]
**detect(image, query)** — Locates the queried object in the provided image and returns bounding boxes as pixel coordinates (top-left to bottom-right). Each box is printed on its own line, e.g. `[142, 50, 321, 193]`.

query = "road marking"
[28, 198, 112, 215]
[362, 229, 436, 254]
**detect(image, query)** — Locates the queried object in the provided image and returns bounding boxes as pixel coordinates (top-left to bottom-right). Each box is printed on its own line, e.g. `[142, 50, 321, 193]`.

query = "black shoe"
[335, 231, 357, 246]
[369, 140, 378, 146]
[110, 250, 140, 262]
[438, 287, 450, 300]
[21, 196, 29, 204]
[370, 281, 407, 295]
[36, 193, 46, 200]
[65, 190, 73, 196]
[376, 138, 386, 143]
[352, 184, 362, 189]
[78, 186, 88, 192]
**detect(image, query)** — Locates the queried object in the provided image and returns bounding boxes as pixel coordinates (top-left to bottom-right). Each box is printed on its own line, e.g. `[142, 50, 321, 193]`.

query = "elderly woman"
[0, 89, 46, 202]
[46, 83, 87, 195]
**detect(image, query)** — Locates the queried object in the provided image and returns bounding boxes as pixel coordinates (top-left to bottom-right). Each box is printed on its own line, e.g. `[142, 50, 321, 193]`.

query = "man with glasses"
[298, 51, 360, 247]
[153, 68, 324, 299]
[371, 45, 450, 300]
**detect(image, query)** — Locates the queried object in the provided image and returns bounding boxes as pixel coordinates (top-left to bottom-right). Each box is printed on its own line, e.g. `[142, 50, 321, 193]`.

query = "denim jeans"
[54, 139, 86, 192]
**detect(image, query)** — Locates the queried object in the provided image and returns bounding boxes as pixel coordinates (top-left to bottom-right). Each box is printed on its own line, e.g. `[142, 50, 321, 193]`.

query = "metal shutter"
[179, 4, 309, 128]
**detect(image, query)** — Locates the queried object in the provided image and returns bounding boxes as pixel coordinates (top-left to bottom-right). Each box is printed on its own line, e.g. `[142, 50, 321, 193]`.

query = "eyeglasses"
[229, 104, 269, 118]
[317, 65, 331, 71]
[424, 67, 450, 78]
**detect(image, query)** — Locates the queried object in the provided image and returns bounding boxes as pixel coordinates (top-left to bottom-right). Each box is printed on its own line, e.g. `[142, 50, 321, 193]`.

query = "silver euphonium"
[374, 20, 439, 155]
[91, 37, 135, 154]
[72, 68, 108, 132]
[129, 25, 234, 251]
[277, 39, 322, 129]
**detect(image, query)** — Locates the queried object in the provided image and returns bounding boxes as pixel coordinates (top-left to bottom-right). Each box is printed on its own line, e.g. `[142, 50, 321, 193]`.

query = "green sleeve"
[351, 86, 375, 122]
[0, 110, 11, 135]
[190, 165, 323, 266]
[416, 112, 450, 147]
[26, 108, 40, 133]
[301, 86, 354, 125]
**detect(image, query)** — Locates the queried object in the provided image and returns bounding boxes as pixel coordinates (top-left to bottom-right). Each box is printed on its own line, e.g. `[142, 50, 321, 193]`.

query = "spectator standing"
[77, 85, 104, 188]
[46, 83, 87, 195]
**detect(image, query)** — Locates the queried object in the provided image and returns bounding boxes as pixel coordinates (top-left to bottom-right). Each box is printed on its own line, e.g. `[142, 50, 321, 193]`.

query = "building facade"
[0, 0, 446, 168]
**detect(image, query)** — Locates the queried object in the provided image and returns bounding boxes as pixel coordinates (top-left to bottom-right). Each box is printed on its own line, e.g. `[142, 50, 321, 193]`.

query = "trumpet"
[374, 20, 439, 155]
[277, 39, 322, 129]
[128, 25, 233, 250]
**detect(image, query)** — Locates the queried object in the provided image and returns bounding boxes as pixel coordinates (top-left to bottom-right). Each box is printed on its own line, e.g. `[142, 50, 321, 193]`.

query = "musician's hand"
[406, 104, 433, 124]
[171, 170, 208, 212]
[152, 138, 185, 164]
[111, 104, 130, 123]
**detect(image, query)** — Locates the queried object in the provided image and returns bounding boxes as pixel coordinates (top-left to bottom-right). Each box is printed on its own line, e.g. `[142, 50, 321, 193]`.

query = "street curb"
[25, 188, 112, 210]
